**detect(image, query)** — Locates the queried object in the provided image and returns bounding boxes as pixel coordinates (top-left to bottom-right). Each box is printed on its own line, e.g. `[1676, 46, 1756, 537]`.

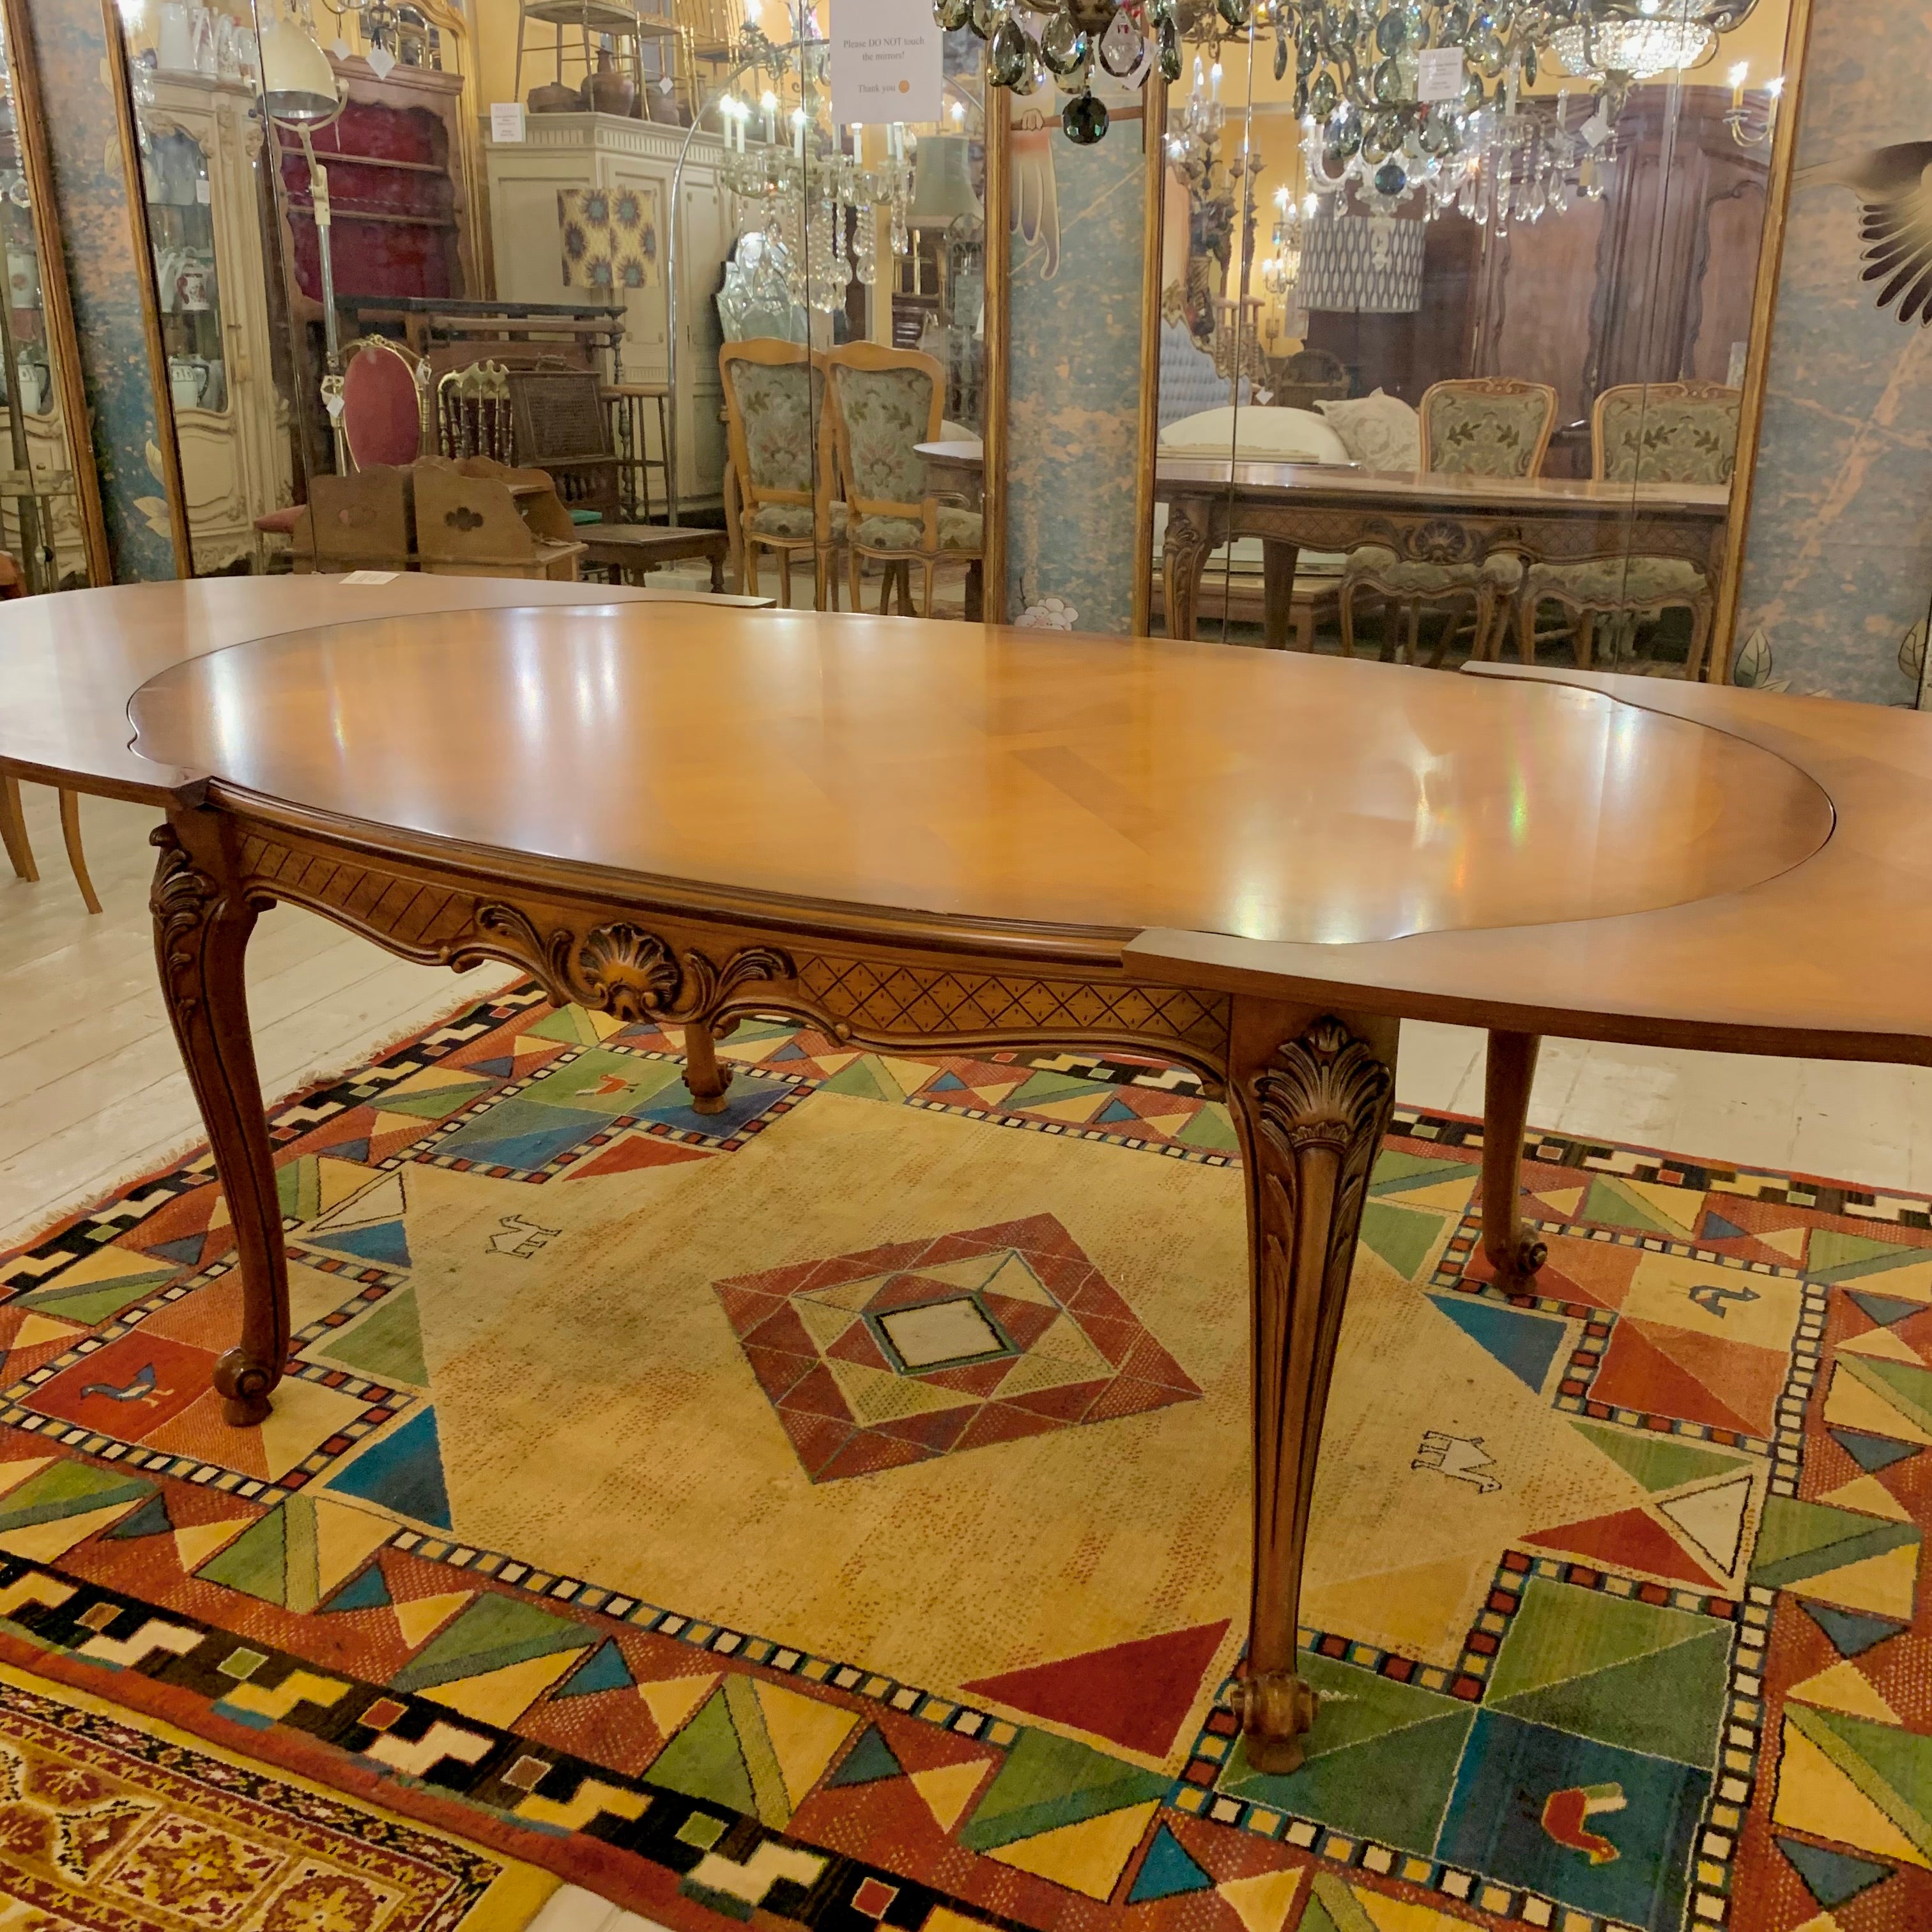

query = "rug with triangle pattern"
[0, 981, 1927, 1932]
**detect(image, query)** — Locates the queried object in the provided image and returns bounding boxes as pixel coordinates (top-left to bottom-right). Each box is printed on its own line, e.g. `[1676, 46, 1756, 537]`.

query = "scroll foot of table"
[1482, 1031, 1547, 1289]
[151, 816, 289, 1428]
[1229, 1002, 1397, 1775]
[681, 1015, 734, 1116]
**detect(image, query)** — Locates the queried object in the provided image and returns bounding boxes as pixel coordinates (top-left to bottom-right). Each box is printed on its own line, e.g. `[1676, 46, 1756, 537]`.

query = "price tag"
[194, 178, 211, 204]
[341, 570, 400, 585]
[490, 102, 527, 143]
[1417, 48, 1464, 103]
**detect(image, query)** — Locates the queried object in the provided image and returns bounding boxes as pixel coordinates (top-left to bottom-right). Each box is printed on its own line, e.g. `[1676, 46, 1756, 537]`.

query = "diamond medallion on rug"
[715, 1215, 1202, 1481]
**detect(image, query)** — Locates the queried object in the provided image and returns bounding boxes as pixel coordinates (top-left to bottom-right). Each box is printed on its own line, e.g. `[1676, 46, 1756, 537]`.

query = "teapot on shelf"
[168, 356, 211, 413]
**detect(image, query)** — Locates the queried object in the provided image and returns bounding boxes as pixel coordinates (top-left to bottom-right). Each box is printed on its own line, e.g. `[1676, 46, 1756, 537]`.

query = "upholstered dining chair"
[338, 337, 430, 471]
[824, 341, 983, 620]
[1, 776, 98, 915]
[254, 337, 428, 568]
[1510, 381, 1741, 680]
[718, 340, 845, 609]
[1338, 376, 1558, 666]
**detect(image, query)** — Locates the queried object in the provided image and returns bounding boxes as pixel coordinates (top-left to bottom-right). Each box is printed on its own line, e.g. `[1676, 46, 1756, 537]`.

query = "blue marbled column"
[1002, 105, 1147, 634]
[20, 0, 180, 581]
[1734, 7, 1932, 703]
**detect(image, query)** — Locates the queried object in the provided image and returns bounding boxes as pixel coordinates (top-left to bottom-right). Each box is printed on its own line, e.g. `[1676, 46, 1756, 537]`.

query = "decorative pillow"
[1159, 406, 1351, 464]
[1316, 390, 1421, 471]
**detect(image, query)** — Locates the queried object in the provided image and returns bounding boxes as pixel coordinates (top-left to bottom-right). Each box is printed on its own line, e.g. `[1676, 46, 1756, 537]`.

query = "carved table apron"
[1156, 463, 1731, 654]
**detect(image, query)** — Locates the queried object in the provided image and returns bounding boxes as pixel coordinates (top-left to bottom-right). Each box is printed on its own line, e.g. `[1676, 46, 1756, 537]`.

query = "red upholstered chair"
[341, 337, 427, 470]
[254, 338, 426, 567]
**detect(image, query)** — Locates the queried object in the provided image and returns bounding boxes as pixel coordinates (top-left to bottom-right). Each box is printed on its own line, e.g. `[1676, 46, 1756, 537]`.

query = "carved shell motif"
[1405, 518, 1477, 565]
[565, 923, 684, 1023]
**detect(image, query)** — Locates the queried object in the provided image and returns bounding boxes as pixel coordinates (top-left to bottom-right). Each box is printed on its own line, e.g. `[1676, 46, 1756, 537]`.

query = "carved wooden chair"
[719, 340, 845, 609]
[1, 774, 98, 914]
[1510, 381, 1741, 679]
[1338, 376, 1558, 667]
[257, 337, 428, 566]
[824, 341, 983, 620]
[413, 464, 586, 581]
[436, 362, 513, 463]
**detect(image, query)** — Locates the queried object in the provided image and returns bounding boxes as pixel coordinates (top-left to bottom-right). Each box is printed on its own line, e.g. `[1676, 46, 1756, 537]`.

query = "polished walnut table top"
[1155, 455, 1732, 512]
[9, 578, 1932, 1064]
[127, 603, 1827, 952]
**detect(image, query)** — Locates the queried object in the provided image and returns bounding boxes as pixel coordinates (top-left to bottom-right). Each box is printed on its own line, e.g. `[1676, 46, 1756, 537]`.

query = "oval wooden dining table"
[6, 574, 1929, 1777]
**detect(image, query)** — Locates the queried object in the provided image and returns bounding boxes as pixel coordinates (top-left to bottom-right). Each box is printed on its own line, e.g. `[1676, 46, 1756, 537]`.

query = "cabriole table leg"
[1225, 1000, 1397, 1774]
[1162, 502, 1214, 643]
[151, 816, 289, 1427]
[1482, 1031, 1547, 1289]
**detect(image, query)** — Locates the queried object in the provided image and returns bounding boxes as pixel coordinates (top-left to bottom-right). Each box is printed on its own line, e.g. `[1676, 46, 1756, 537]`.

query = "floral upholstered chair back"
[825, 346, 944, 526]
[1593, 383, 1741, 486]
[719, 342, 830, 542]
[1420, 378, 1558, 479]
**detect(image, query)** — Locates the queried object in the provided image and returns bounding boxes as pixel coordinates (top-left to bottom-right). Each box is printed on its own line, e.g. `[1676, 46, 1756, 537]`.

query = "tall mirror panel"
[0, 3, 100, 593]
[1152, 0, 1797, 682]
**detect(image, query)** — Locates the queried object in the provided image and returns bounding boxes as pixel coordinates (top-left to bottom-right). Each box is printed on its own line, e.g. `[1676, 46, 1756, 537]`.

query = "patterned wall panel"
[1002, 103, 1146, 635]
[20, 0, 180, 581]
[1733, 4, 1932, 703]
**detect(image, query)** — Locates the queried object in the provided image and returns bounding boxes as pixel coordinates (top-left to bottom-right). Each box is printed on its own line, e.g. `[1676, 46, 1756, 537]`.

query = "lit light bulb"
[1767, 75, 1786, 98]
[743, 0, 758, 25]
[949, 100, 964, 125]
[1275, 185, 1290, 210]
[1728, 63, 1749, 91]
[761, 90, 778, 112]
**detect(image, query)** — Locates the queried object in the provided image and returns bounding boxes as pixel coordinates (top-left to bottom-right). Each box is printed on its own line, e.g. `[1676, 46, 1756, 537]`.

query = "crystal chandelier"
[944, 0, 1254, 146]
[714, 31, 916, 316]
[1260, 185, 1309, 296]
[1285, 0, 1758, 214]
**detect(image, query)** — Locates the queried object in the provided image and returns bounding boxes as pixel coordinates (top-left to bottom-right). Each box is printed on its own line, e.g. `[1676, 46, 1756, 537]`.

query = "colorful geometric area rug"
[0, 1656, 553, 1929]
[0, 986, 1929, 1932]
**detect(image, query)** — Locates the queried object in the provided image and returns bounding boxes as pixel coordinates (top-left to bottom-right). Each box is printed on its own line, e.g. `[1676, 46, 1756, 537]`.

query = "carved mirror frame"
[0, 0, 115, 583]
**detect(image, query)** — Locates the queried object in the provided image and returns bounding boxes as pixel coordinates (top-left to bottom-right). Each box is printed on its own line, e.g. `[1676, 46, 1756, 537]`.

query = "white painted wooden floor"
[2, 781, 1927, 1259]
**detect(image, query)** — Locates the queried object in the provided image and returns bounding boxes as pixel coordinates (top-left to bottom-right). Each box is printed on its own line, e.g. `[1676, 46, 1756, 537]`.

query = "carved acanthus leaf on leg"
[1232, 1013, 1395, 1774]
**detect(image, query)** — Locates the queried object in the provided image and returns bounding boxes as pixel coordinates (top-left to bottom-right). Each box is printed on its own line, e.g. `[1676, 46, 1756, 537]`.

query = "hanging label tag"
[1581, 106, 1611, 148]
[491, 102, 527, 142]
[1417, 48, 1464, 103]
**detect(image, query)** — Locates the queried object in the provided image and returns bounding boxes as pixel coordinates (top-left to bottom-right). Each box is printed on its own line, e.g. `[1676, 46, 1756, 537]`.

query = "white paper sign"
[341, 571, 400, 585]
[1416, 48, 1464, 103]
[490, 102, 527, 143]
[831, 0, 943, 128]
